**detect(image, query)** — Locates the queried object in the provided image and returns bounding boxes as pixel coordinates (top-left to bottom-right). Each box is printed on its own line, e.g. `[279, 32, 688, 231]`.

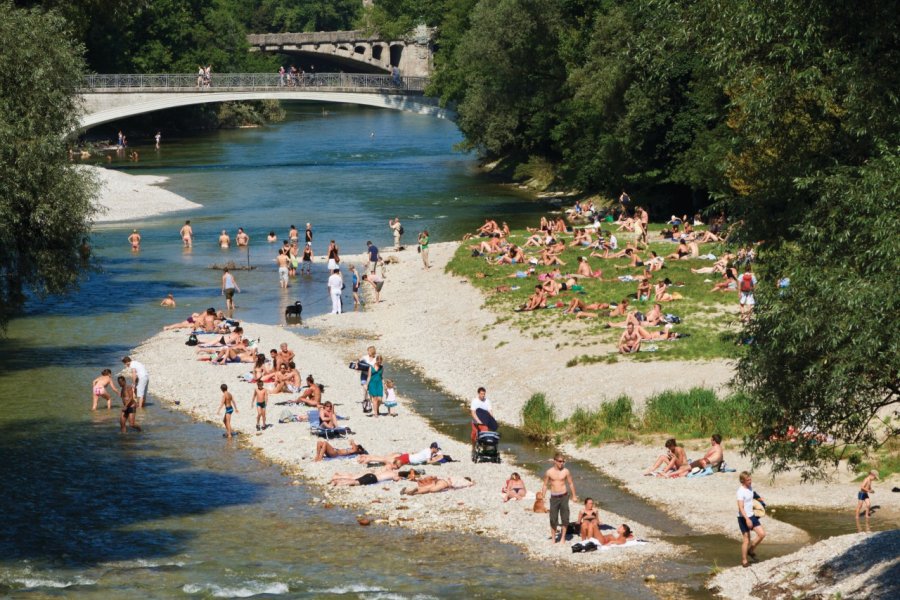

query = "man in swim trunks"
[276, 249, 290, 289]
[618, 321, 641, 354]
[236, 228, 249, 247]
[856, 470, 878, 525]
[117, 375, 142, 433]
[217, 383, 238, 438]
[329, 467, 400, 486]
[180, 220, 193, 248]
[122, 356, 150, 408]
[541, 452, 579, 544]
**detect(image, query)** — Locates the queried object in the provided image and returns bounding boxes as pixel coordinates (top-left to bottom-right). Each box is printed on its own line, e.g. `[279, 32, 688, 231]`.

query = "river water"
[0, 105, 877, 599]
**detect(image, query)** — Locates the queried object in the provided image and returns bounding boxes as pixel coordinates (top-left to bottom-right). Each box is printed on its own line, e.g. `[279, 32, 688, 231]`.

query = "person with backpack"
[390, 217, 403, 249]
[739, 266, 757, 322]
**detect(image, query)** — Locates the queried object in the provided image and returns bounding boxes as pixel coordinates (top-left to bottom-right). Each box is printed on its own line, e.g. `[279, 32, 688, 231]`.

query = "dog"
[532, 491, 548, 513]
[284, 301, 303, 318]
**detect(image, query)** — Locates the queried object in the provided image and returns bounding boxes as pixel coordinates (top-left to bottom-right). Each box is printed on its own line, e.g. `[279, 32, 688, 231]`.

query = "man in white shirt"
[327, 269, 343, 314]
[122, 356, 149, 408]
[470, 386, 497, 431]
[736, 471, 766, 567]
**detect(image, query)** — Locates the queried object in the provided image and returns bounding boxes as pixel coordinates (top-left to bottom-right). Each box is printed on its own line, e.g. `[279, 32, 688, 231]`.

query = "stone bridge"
[78, 72, 454, 130]
[246, 27, 433, 77]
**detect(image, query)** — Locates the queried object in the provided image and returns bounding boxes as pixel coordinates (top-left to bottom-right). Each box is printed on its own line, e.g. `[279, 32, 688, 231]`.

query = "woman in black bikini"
[502, 472, 526, 502]
[578, 498, 602, 540]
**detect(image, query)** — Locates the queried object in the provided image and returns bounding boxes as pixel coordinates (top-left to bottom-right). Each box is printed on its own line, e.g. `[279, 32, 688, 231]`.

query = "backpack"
[740, 273, 754, 293]
[185, 333, 199, 346]
[398, 225, 405, 235]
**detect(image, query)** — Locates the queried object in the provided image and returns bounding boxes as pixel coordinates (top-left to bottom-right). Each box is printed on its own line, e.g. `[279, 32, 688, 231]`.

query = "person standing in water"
[217, 384, 238, 438]
[252, 380, 268, 432]
[390, 217, 402, 249]
[327, 268, 343, 314]
[737, 471, 766, 567]
[222, 268, 240, 311]
[305, 223, 313, 244]
[154, 131, 161, 149]
[541, 453, 579, 545]
[856, 470, 878, 526]
[128, 229, 141, 252]
[180, 220, 193, 248]
[117, 375, 142, 433]
[91, 369, 119, 410]
[122, 356, 150, 408]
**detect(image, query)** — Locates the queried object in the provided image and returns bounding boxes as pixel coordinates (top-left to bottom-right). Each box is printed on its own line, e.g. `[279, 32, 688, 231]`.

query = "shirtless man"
[292, 375, 322, 406]
[681, 433, 724, 476]
[519, 286, 548, 312]
[643, 438, 688, 477]
[212, 339, 257, 364]
[276, 249, 290, 289]
[563, 298, 610, 316]
[236, 228, 249, 247]
[541, 453, 578, 544]
[315, 438, 366, 462]
[180, 220, 193, 248]
[330, 467, 400, 487]
[575, 256, 603, 279]
[618, 322, 641, 354]
[275, 343, 294, 370]
[117, 375, 142, 432]
[251, 380, 268, 431]
[91, 368, 119, 410]
[218, 230, 230, 249]
[128, 229, 141, 252]
[160, 294, 176, 308]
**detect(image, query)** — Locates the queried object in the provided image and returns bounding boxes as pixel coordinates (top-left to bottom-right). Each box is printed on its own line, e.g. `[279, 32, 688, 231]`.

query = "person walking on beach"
[128, 229, 141, 252]
[252, 380, 268, 432]
[327, 268, 343, 314]
[541, 453, 579, 545]
[390, 217, 403, 249]
[856, 470, 878, 526]
[418, 229, 430, 269]
[180, 220, 193, 248]
[222, 268, 240, 311]
[91, 368, 119, 410]
[470, 387, 498, 432]
[349, 265, 363, 307]
[383, 379, 398, 416]
[737, 471, 766, 567]
[117, 375, 142, 433]
[358, 345, 376, 409]
[122, 356, 150, 408]
[217, 383, 238, 438]
[366, 241, 380, 274]
[276, 249, 290, 289]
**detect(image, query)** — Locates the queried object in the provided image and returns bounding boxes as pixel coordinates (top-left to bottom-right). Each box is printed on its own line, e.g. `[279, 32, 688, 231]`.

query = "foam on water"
[312, 584, 386, 594]
[7, 575, 96, 589]
[182, 581, 289, 597]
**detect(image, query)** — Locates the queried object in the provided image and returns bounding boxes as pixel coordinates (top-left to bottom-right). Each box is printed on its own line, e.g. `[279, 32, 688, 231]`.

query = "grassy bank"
[447, 223, 743, 361]
[522, 387, 751, 445]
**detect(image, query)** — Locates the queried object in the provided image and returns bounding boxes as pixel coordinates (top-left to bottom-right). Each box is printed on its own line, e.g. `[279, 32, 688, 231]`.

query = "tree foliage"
[0, 2, 97, 330]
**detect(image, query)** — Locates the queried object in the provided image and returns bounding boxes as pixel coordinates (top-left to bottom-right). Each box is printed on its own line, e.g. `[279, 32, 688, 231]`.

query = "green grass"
[853, 437, 900, 480]
[521, 393, 559, 441]
[523, 387, 754, 445]
[446, 223, 745, 362]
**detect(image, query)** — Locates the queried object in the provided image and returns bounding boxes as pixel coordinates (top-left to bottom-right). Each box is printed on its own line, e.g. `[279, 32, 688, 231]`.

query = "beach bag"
[185, 333, 199, 346]
[740, 273, 754, 293]
[399, 226, 404, 235]
[362, 397, 373, 414]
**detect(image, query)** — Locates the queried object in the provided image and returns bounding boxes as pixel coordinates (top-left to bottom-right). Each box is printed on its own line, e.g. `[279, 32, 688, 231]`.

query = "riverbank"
[87, 166, 202, 223]
[709, 530, 899, 599]
[133, 323, 673, 570]
[308, 242, 733, 422]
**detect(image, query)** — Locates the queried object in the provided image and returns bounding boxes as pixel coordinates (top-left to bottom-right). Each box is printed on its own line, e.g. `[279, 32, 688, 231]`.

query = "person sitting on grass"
[614, 247, 645, 269]
[495, 245, 525, 265]
[643, 303, 664, 326]
[563, 298, 610, 315]
[400, 476, 475, 496]
[502, 472, 527, 502]
[654, 280, 682, 302]
[692, 253, 732, 275]
[477, 218, 500, 236]
[710, 267, 739, 292]
[608, 298, 630, 317]
[618, 321, 642, 354]
[539, 247, 566, 266]
[599, 524, 634, 545]
[645, 251, 665, 271]
[636, 276, 651, 301]
[575, 256, 603, 279]
[315, 439, 367, 462]
[643, 438, 688, 477]
[472, 234, 503, 255]
[569, 229, 593, 247]
[518, 286, 548, 311]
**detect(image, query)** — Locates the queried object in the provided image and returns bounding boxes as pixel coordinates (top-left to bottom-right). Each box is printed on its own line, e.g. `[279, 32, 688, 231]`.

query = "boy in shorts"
[118, 375, 142, 433]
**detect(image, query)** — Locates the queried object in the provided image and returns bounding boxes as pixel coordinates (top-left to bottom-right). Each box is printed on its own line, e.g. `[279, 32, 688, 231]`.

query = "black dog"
[284, 301, 303, 318]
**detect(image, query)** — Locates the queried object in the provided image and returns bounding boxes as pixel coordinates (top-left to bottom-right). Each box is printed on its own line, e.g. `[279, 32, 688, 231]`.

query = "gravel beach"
[88, 166, 202, 223]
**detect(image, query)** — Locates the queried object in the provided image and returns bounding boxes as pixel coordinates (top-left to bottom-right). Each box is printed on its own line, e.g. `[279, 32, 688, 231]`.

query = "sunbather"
[318, 401, 338, 429]
[357, 442, 444, 466]
[315, 439, 367, 462]
[563, 298, 610, 315]
[329, 467, 401, 486]
[575, 256, 603, 279]
[618, 322, 641, 354]
[578, 498, 603, 540]
[519, 286, 548, 311]
[681, 434, 724, 474]
[400, 476, 474, 495]
[502, 472, 527, 502]
[599, 524, 634, 545]
[643, 438, 687, 476]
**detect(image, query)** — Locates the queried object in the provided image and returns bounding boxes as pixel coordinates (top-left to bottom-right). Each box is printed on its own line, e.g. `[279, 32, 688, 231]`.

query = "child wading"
[856, 470, 878, 526]
[217, 383, 238, 438]
[252, 380, 268, 431]
[117, 375, 142, 433]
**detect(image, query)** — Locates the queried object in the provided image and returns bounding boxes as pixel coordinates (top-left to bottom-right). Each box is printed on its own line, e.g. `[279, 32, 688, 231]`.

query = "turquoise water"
[1, 105, 645, 598]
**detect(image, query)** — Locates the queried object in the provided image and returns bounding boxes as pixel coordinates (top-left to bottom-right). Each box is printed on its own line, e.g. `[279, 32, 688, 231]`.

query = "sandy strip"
[709, 530, 899, 599]
[306, 242, 734, 424]
[132, 324, 674, 568]
[86, 166, 202, 223]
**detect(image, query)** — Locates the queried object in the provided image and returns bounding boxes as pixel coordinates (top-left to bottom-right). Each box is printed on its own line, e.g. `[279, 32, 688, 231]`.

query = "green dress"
[367, 365, 384, 397]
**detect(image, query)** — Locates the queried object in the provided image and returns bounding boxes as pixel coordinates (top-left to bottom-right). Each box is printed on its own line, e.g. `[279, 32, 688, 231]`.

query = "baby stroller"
[471, 422, 501, 463]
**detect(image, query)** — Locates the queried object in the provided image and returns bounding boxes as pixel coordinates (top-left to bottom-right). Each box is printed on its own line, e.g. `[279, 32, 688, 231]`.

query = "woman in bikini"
[91, 368, 119, 410]
[578, 498, 602, 540]
[502, 472, 526, 502]
[401, 476, 474, 496]
[599, 524, 634, 545]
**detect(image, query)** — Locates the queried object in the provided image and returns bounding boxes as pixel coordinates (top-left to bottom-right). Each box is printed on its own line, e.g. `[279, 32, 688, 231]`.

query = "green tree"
[0, 2, 98, 330]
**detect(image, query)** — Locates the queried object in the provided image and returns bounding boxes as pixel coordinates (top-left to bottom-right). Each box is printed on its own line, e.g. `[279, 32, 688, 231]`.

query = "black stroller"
[471, 423, 501, 463]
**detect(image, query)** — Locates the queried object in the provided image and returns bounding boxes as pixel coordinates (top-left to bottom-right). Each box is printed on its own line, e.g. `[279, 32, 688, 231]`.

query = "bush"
[521, 393, 557, 441]
[643, 388, 749, 439]
[566, 396, 636, 443]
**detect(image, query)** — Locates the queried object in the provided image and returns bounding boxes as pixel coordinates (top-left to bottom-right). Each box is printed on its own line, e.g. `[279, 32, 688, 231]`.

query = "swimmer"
[218, 230, 230, 249]
[236, 227, 249, 247]
[180, 220, 193, 248]
[217, 383, 238, 438]
[128, 229, 141, 251]
[91, 368, 119, 410]
[160, 294, 176, 308]
[267, 231, 277, 243]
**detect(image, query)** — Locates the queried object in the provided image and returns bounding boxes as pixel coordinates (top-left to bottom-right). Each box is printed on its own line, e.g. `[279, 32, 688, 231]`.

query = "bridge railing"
[81, 73, 428, 93]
